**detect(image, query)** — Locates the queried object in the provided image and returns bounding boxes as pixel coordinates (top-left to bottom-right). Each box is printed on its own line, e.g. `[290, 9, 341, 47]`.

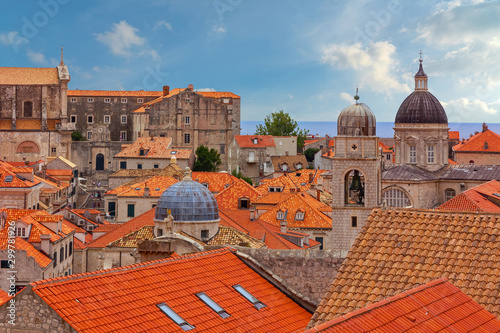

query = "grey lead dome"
[337, 102, 376, 136]
[395, 91, 448, 124]
[154, 180, 219, 222]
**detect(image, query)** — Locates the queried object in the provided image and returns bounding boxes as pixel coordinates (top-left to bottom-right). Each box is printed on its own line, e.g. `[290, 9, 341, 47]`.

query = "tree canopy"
[255, 110, 308, 151]
[193, 145, 222, 172]
[304, 148, 320, 162]
[71, 131, 85, 141]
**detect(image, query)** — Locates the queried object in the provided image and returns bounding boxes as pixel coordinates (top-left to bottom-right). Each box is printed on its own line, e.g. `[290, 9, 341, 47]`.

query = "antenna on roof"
[60, 45, 64, 66]
[419, 50, 423, 62]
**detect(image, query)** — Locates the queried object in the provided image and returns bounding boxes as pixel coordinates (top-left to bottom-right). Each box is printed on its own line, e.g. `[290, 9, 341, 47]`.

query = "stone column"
[41, 86, 48, 130]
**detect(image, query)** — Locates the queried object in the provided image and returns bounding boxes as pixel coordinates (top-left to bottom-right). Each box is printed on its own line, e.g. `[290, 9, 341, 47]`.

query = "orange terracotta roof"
[115, 136, 192, 159]
[437, 179, 500, 212]
[304, 139, 319, 146]
[448, 158, 457, 165]
[0, 161, 40, 188]
[379, 141, 393, 153]
[327, 139, 335, 147]
[0, 208, 37, 222]
[15, 119, 42, 130]
[215, 179, 261, 210]
[30, 248, 311, 332]
[306, 278, 500, 332]
[192, 171, 239, 193]
[68, 90, 163, 97]
[6, 160, 43, 167]
[0, 236, 52, 268]
[105, 176, 178, 197]
[62, 219, 86, 234]
[0, 119, 11, 130]
[72, 209, 101, 215]
[258, 193, 332, 229]
[271, 155, 308, 172]
[310, 208, 500, 326]
[46, 169, 73, 176]
[321, 149, 334, 158]
[253, 192, 294, 206]
[235, 135, 275, 148]
[87, 208, 155, 248]
[449, 130, 460, 140]
[0, 289, 12, 306]
[219, 210, 320, 249]
[0, 211, 64, 243]
[0, 67, 59, 85]
[93, 224, 120, 233]
[453, 129, 500, 152]
[197, 91, 240, 99]
[256, 169, 326, 194]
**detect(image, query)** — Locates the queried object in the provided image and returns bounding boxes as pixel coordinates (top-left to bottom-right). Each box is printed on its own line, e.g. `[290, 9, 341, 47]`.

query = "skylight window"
[233, 284, 266, 310]
[196, 292, 230, 319]
[157, 303, 194, 331]
[5, 175, 13, 183]
[171, 151, 177, 155]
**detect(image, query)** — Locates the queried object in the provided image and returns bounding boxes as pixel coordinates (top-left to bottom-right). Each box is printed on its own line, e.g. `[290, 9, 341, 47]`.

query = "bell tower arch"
[331, 93, 382, 255]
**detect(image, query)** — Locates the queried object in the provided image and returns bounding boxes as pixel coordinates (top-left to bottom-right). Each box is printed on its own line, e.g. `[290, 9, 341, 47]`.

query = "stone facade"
[454, 152, 500, 165]
[0, 285, 76, 332]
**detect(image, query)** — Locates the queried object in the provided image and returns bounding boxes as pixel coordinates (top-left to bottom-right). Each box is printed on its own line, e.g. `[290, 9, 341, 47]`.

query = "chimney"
[309, 173, 314, 183]
[40, 234, 51, 255]
[163, 85, 170, 96]
[187, 84, 194, 91]
[144, 187, 150, 198]
[42, 165, 47, 179]
[317, 189, 321, 201]
[0, 212, 6, 229]
[250, 207, 255, 221]
[280, 220, 287, 233]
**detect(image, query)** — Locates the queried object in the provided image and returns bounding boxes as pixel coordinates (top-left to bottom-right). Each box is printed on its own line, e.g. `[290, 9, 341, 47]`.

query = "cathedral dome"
[395, 55, 447, 124]
[154, 173, 219, 222]
[337, 94, 376, 136]
[395, 91, 447, 124]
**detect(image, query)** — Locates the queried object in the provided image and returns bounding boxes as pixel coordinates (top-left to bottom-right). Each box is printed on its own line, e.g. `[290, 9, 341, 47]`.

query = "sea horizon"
[241, 121, 497, 139]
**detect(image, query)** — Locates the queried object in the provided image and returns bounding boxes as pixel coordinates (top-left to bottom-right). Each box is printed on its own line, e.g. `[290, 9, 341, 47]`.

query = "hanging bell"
[349, 170, 362, 192]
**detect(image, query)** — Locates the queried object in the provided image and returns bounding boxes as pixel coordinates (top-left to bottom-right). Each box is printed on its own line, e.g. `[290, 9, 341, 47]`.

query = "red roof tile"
[215, 179, 261, 210]
[448, 158, 458, 165]
[30, 248, 311, 332]
[0, 237, 52, 268]
[0, 161, 40, 188]
[449, 130, 460, 140]
[306, 278, 500, 332]
[115, 137, 193, 159]
[197, 91, 240, 99]
[105, 176, 178, 197]
[191, 172, 239, 193]
[437, 179, 500, 212]
[68, 90, 163, 97]
[453, 129, 500, 152]
[235, 135, 275, 148]
[0, 67, 59, 85]
[0, 289, 12, 306]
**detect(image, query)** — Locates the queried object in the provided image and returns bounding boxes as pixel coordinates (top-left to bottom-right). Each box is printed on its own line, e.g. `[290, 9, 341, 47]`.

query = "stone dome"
[154, 178, 219, 222]
[395, 91, 447, 124]
[337, 102, 376, 136]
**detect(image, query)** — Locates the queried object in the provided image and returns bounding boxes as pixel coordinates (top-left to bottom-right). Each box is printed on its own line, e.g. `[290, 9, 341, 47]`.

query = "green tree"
[304, 148, 320, 162]
[255, 110, 308, 152]
[193, 145, 222, 172]
[231, 169, 253, 186]
[71, 131, 85, 141]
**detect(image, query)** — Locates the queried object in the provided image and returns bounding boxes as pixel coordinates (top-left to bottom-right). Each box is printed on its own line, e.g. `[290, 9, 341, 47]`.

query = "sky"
[1, 0, 499, 125]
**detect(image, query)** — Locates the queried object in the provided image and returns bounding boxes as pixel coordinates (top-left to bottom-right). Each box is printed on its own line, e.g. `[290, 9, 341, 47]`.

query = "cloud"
[155, 20, 173, 31]
[321, 41, 410, 95]
[194, 88, 216, 92]
[0, 31, 29, 48]
[212, 25, 226, 34]
[340, 92, 354, 103]
[95, 21, 146, 57]
[287, 93, 294, 99]
[442, 98, 499, 122]
[26, 50, 46, 64]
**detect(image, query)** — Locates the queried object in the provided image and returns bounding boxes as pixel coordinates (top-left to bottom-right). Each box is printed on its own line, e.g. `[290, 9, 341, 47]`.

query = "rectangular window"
[409, 145, 416, 164]
[70, 98, 77, 103]
[127, 204, 135, 218]
[185, 116, 190, 125]
[351, 216, 358, 228]
[157, 303, 194, 331]
[120, 161, 127, 169]
[233, 284, 266, 310]
[60, 248, 64, 263]
[87, 98, 94, 103]
[248, 151, 255, 163]
[137, 98, 143, 103]
[87, 131, 92, 140]
[70, 115, 76, 123]
[104, 115, 110, 123]
[1, 260, 10, 268]
[69, 242, 73, 256]
[222, 98, 229, 104]
[184, 133, 191, 144]
[120, 131, 127, 141]
[154, 164, 159, 169]
[16, 228, 26, 237]
[121, 115, 127, 123]
[53, 252, 57, 267]
[201, 230, 209, 239]
[51, 147, 56, 153]
[88, 115, 93, 123]
[196, 292, 230, 319]
[386, 154, 391, 160]
[65, 244, 68, 259]
[427, 145, 435, 163]
[315, 237, 324, 250]
[121, 98, 127, 103]
[137, 164, 143, 169]
[104, 98, 110, 103]
[108, 202, 116, 217]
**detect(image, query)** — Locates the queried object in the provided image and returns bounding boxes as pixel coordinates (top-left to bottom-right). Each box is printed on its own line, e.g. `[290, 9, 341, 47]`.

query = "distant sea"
[241, 121, 498, 139]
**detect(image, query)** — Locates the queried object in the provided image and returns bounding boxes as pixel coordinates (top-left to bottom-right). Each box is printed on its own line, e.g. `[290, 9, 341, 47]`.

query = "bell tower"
[331, 93, 382, 255]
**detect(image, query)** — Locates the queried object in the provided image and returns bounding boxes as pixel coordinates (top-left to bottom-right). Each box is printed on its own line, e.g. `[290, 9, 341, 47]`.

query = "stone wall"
[455, 152, 500, 165]
[0, 286, 75, 332]
[233, 247, 344, 305]
[71, 141, 125, 175]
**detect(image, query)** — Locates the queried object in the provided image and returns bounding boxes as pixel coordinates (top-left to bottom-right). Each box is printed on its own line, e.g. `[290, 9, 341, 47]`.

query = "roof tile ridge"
[32, 247, 233, 288]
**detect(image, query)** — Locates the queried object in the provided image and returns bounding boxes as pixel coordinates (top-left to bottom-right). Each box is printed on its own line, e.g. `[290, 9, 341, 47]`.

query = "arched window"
[445, 189, 456, 202]
[23, 101, 33, 117]
[382, 188, 411, 207]
[345, 169, 365, 206]
[276, 210, 285, 220]
[295, 210, 304, 220]
[469, 160, 474, 164]
[16, 141, 40, 154]
[95, 153, 104, 171]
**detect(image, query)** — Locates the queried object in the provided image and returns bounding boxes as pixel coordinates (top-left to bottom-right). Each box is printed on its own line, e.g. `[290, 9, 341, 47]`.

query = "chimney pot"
[163, 85, 170, 96]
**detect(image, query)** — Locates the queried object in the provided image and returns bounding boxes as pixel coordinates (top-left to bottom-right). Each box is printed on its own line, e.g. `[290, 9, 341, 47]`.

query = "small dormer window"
[16, 227, 26, 237]
[139, 149, 146, 156]
[202, 182, 209, 188]
[277, 210, 285, 220]
[238, 197, 250, 209]
[296, 163, 302, 170]
[281, 163, 288, 171]
[253, 138, 258, 144]
[484, 141, 489, 150]
[295, 211, 304, 220]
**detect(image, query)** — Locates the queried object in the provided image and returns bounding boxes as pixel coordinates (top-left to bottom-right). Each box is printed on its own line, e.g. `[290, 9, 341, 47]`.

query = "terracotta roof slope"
[306, 278, 500, 333]
[310, 208, 500, 327]
[453, 129, 500, 152]
[215, 178, 261, 210]
[0, 67, 59, 85]
[235, 135, 275, 148]
[68, 90, 163, 97]
[0, 237, 52, 268]
[437, 179, 500, 212]
[30, 248, 311, 332]
[271, 155, 308, 172]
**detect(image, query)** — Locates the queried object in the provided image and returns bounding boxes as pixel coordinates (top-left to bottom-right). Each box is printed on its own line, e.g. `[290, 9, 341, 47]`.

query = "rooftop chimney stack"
[163, 85, 170, 96]
[144, 187, 150, 198]
[40, 234, 51, 256]
[280, 220, 287, 233]
[250, 207, 256, 221]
